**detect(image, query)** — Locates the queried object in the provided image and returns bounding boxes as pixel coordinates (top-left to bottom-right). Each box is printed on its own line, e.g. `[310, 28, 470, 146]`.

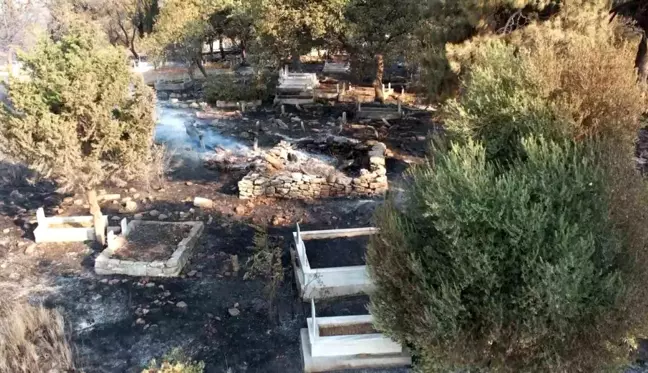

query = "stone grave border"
[33, 207, 109, 243]
[300, 299, 411, 372]
[95, 219, 204, 277]
[291, 224, 378, 299]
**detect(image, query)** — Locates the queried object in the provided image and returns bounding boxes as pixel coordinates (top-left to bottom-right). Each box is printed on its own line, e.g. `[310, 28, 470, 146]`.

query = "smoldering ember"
[3, 2, 648, 373]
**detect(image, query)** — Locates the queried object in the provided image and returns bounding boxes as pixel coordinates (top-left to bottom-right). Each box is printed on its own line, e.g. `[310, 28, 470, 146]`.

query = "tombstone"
[281, 105, 286, 115]
[342, 111, 347, 125]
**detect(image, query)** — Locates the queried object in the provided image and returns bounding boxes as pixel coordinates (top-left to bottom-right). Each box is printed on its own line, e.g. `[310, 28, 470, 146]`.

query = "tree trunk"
[373, 53, 385, 103]
[87, 189, 105, 245]
[291, 51, 302, 72]
[195, 58, 208, 77]
[219, 35, 225, 59]
[241, 41, 247, 65]
[637, 34, 648, 85]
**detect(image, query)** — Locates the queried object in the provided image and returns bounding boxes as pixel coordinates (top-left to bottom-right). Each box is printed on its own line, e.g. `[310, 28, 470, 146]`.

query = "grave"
[322, 61, 351, 74]
[154, 78, 194, 93]
[95, 219, 204, 277]
[275, 67, 319, 105]
[33, 207, 110, 243]
[237, 139, 388, 200]
[291, 224, 378, 299]
[355, 101, 403, 120]
[300, 300, 411, 372]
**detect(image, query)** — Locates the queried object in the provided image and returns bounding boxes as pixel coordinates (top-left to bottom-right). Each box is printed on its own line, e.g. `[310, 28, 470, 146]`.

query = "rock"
[239, 131, 251, 139]
[8, 272, 20, 280]
[230, 255, 240, 273]
[188, 270, 197, 277]
[133, 193, 141, 199]
[136, 318, 146, 325]
[73, 199, 84, 206]
[111, 216, 121, 221]
[158, 214, 168, 221]
[235, 206, 246, 215]
[2, 228, 10, 234]
[129, 187, 137, 193]
[63, 197, 74, 204]
[24, 243, 37, 255]
[193, 197, 214, 208]
[123, 201, 137, 212]
[9, 190, 23, 200]
[189, 102, 200, 109]
[228, 307, 240, 316]
[109, 279, 120, 285]
[146, 282, 156, 288]
[186, 181, 193, 186]
[271, 215, 282, 226]
[176, 301, 188, 308]
[149, 210, 160, 217]
[134, 213, 143, 220]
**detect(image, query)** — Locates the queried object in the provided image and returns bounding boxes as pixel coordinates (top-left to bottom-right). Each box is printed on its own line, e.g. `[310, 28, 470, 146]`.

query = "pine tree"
[0, 23, 155, 244]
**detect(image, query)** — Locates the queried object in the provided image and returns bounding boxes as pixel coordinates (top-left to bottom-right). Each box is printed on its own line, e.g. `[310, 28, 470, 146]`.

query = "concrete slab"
[300, 329, 411, 373]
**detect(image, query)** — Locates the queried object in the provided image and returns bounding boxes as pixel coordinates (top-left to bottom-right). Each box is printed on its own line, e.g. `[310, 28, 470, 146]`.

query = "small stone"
[149, 210, 160, 217]
[9, 190, 23, 200]
[24, 243, 37, 255]
[186, 181, 194, 186]
[158, 214, 168, 221]
[234, 206, 245, 215]
[133, 193, 141, 199]
[100, 279, 109, 284]
[63, 196, 74, 203]
[111, 216, 121, 221]
[176, 301, 188, 308]
[2, 228, 10, 234]
[109, 279, 120, 285]
[188, 270, 197, 277]
[8, 272, 19, 280]
[228, 307, 240, 316]
[123, 201, 137, 212]
[129, 188, 137, 193]
[73, 199, 84, 205]
[193, 197, 213, 208]
[136, 318, 146, 325]
[134, 213, 143, 220]
[146, 282, 156, 288]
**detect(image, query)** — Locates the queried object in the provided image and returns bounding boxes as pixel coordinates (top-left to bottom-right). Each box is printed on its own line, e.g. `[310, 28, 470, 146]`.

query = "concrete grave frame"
[95, 219, 204, 277]
[291, 224, 378, 299]
[33, 207, 110, 243]
[300, 299, 411, 372]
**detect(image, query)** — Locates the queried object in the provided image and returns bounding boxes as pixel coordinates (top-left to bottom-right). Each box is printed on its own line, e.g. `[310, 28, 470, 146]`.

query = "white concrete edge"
[300, 227, 379, 239]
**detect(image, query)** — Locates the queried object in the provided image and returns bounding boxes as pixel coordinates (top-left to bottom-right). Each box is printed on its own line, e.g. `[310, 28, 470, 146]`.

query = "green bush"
[142, 348, 204, 373]
[203, 72, 277, 103]
[443, 41, 564, 162]
[444, 9, 644, 163]
[368, 137, 648, 373]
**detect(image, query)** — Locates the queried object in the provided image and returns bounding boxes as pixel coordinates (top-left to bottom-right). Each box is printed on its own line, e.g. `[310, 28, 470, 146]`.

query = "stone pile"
[238, 140, 388, 200]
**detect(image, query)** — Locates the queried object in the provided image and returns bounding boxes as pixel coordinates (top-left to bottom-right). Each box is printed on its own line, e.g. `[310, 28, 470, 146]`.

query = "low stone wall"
[95, 220, 204, 277]
[238, 142, 388, 199]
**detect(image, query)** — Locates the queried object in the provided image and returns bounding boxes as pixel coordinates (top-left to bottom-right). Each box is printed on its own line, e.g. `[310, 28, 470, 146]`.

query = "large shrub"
[0, 24, 155, 243]
[444, 5, 644, 162]
[368, 137, 648, 372]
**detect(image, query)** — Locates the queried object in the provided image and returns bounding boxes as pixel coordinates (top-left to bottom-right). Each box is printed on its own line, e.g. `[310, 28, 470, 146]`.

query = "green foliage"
[0, 25, 155, 191]
[203, 71, 277, 103]
[143, 348, 205, 373]
[444, 12, 644, 163]
[244, 225, 284, 320]
[368, 137, 643, 373]
[443, 41, 564, 162]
